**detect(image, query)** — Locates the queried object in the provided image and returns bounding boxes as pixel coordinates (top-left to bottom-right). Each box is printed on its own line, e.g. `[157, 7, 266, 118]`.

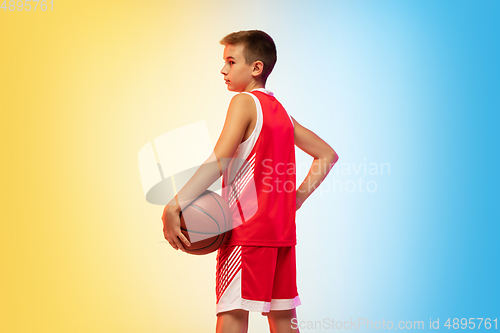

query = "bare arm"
[161, 93, 254, 251]
[292, 116, 339, 209]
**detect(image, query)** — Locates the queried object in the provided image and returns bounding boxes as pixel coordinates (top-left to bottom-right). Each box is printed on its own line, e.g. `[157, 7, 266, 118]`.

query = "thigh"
[271, 246, 298, 300]
[216, 309, 249, 333]
[241, 245, 279, 302]
[216, 245, 281, 315]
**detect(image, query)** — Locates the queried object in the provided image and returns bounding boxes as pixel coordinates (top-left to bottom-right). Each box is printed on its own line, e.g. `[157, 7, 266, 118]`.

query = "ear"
[251, 60, 264, 77]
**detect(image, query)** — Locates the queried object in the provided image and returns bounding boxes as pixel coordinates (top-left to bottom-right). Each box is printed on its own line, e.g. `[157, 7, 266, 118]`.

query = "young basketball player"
[162, 30, 339, 333]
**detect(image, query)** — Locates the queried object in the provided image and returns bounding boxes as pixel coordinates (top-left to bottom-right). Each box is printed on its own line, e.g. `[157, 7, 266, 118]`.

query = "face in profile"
[220, 43, 256, 92]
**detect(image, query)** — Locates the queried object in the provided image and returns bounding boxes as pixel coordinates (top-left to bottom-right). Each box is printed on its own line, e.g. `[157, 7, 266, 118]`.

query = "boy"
[162, 30, 338, 333]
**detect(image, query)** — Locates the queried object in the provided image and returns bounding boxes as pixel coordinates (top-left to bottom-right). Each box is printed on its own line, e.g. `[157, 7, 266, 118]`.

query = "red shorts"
[215, 245, 301, 316]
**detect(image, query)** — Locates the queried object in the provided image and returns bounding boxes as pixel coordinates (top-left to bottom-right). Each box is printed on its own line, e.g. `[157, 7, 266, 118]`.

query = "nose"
[220, 64, 227, 76]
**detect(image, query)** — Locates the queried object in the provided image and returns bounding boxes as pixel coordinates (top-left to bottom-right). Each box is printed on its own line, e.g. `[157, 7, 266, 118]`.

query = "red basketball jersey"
[221, 88, 296, 247]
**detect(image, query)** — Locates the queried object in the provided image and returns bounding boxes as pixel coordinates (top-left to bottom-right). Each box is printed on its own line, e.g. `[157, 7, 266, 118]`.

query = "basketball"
[179, 190, 233, 255]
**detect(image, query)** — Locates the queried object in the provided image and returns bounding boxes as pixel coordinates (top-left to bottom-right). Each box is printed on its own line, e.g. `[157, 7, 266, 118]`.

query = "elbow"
[329, 151, 339, 164]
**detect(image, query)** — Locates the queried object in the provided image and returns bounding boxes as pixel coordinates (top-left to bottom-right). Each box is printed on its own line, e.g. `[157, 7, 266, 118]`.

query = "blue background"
[257, 0, 500, 330]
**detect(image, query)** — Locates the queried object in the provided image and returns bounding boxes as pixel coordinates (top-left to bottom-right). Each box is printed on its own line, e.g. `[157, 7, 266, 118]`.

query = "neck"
[244, 81, 265, 92]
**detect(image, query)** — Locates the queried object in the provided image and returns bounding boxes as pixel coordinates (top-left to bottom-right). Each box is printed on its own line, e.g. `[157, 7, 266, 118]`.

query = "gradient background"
[1, 0, 498, 332]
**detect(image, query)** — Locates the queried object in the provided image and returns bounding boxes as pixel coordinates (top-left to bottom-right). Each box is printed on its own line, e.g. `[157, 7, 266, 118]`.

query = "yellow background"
[0, 1, 268, 331]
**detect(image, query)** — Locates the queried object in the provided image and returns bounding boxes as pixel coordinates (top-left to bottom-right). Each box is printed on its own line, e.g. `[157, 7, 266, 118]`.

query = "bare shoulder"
[227, 93, 256, 121]
[229, 92, 255, 108]
[214, 93, 257, 160]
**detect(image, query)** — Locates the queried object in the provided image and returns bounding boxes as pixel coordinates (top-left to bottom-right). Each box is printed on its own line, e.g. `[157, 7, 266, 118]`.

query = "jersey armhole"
[287, 113, 294, 129]
[276, 99, 294, 129]
[240, 92, 263, 145]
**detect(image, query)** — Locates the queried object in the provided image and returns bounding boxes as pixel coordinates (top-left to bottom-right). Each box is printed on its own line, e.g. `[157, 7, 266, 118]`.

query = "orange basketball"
[179, 190, 233, 255]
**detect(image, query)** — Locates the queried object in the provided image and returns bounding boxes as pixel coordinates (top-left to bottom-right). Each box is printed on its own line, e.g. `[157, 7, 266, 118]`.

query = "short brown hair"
[220, 30, 277, 84]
